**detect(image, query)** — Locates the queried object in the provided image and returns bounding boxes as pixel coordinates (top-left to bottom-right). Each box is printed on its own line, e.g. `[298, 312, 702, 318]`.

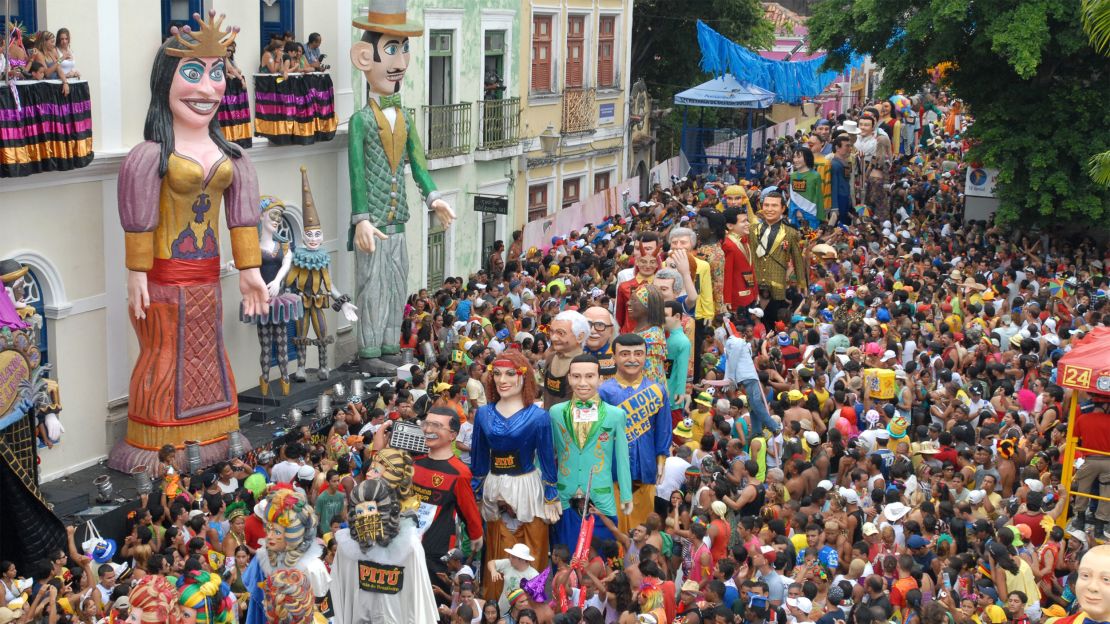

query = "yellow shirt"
[694, 257, 715, 320]
[690, 407, 711, 442]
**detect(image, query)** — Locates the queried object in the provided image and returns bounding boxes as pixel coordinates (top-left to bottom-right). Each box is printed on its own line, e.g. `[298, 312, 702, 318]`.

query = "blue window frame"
[260, 0, 295, 51]
[8, 0, 37, 34]
[161, 0, 203, 41]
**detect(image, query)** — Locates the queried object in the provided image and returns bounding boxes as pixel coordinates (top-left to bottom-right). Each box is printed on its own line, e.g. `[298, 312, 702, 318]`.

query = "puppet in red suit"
[722, 207, 756, 312]
[616, 238, 662, 334]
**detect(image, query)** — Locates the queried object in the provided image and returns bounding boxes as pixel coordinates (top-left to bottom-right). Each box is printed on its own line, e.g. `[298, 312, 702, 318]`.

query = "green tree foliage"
[807, 0, 1110, 224]
[631, 0, 774, 160]
[1082, 0, 1110, 186]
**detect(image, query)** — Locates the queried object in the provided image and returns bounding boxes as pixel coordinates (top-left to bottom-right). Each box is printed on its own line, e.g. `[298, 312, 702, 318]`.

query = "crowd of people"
[3, 86, 1109, 624]
[2, 26, 79, 93]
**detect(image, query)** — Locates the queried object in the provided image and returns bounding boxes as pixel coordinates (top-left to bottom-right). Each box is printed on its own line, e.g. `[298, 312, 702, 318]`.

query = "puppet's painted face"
[584, 308, 614, 351]
[262, 206, 284, 234]
[361, 35, 410, 96]
[303, 227, 323, 250]
[724, 194, 746, 209]
[567, 362, 600, 401]
[761, 196, 784, 224]
[169, 57, 225, 130]
[549, 319, 577, 354]
[492, 366, 524, 399]
[1077, 548, 1110, 621]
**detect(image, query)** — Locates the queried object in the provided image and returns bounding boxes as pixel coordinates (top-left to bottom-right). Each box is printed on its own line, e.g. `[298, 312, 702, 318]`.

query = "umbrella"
[1047, 278, 1074, 297]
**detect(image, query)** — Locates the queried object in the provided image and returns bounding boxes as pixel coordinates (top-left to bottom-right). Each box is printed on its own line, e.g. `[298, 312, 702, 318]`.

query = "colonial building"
[515, 0, 636, 225]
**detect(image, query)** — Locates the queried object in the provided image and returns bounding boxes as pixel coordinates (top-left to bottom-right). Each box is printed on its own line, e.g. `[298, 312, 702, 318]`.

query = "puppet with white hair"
[542, 310, 588, 408]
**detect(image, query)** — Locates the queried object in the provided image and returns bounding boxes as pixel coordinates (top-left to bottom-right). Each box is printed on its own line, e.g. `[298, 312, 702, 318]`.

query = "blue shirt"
[724, 336, 759, 382]
[796, 544, 840, 570]
[599, 377, 672, 483]
[470, 403, 559, 503]
[830, 156, 851, 213]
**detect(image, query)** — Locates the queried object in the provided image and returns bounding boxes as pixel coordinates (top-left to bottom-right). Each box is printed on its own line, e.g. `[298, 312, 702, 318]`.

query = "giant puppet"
[348, 0, 455, 377]
[110, 12, 265, 472]
[747, 191, 807, 325]
[542, 310, 588, 409]
[244, 488, 332, 624]
[471, 350, 560, 601]
[550, 354, 633, 550]
[330, 477, 439, 624]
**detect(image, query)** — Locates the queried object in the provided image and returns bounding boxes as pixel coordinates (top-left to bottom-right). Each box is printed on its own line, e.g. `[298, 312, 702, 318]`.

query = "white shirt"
[456, 421, 474, 465]
[270, 460, 302, 484]
[657, 455, 692, 500]
[616, 267, 636, 286]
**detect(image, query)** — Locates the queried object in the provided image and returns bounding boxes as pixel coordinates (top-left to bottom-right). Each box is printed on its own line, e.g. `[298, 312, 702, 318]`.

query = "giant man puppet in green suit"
[349, 0, 456, 376]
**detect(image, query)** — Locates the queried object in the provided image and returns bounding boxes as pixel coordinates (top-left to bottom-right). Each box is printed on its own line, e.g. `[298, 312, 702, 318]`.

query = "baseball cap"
[862, 522, 879, 536]
[907, 534, 929, 549]
[440, 548, 465, 562]
[838, 487, 860, 506]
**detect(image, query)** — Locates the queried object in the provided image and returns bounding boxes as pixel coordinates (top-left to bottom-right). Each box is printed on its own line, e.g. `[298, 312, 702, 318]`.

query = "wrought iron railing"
[423, 102, 472, 159]
[561, 87, 596, 134]
[478, 97, 521, 150]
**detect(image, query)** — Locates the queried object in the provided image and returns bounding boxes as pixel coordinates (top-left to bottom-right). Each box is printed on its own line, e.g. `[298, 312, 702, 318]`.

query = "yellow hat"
[673, 418, 693, 439]
[724, 185, 745, 197]
[787, 389, 804, 402]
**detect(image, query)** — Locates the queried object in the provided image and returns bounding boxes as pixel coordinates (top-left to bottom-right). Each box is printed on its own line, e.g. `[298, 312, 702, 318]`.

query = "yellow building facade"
[514, 0, 634, 225]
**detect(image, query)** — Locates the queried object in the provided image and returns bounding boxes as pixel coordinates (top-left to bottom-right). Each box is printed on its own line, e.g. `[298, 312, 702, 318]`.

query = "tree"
[1082, 0, 1110, 185]
[808, 0, 1110, 224]
[631, 0, 774, 160]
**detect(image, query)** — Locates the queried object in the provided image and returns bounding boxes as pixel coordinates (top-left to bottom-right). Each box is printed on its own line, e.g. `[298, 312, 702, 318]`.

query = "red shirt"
[890, 576, 919, 609]
[413, 455, 483, 557]
[1075, 410, 1110, 458]
[722, 235, 756, 309]
[1013, 512, 1047, 546]
[244, 514, 265, 550]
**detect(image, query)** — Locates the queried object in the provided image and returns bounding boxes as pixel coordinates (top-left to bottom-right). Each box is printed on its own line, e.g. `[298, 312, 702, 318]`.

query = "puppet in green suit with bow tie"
[549, 354, 633, 549]
[348, 0, 456, 376]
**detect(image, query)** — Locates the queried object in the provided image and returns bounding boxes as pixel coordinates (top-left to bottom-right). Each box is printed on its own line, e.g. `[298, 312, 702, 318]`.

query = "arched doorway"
[635, 160, 648, 198]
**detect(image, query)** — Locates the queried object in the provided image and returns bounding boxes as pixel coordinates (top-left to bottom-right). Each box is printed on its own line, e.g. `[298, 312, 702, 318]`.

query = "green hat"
[694, 391, 713, 407]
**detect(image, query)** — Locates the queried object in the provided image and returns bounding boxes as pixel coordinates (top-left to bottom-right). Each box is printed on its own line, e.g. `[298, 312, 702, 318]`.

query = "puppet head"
[350, 0, 423, 98]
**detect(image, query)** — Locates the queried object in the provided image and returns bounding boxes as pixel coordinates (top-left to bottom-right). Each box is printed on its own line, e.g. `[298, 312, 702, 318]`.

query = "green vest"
[356, 106, 412, 229]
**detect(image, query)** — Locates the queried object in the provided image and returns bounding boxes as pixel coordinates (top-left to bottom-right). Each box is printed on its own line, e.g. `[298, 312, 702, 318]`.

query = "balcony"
[423, 102, 472, 159]
[1, 80, 93, 177]
[478, 97, 521, 150]
[561, 87, 596, 134]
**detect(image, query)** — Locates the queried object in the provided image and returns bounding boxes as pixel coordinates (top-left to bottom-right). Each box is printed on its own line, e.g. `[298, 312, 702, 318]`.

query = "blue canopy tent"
[674, 74, 775, 180]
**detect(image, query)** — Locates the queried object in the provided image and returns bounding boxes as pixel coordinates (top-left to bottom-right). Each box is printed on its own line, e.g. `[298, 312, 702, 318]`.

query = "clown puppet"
[348, 0, 455, 377]
[283, 167, 358, 382]
[598, 333, 671, 533]
[550, 354, 633, 549]
[470, 351, 560, 601]
[542, 310, 588, 410]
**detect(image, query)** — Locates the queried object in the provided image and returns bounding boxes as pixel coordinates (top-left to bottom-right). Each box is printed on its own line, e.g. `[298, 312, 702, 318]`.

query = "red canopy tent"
[1056, 326, 1110, 395]
[1056, 326, 1110, 527]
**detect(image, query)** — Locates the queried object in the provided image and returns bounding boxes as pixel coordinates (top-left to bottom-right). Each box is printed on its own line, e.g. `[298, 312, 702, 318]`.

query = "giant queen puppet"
[109, 12, 266, 471]
[348, 0, 455, 376]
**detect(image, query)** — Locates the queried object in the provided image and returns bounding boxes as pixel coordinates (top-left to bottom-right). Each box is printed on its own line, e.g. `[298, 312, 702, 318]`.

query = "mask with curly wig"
[264, 568, 316, 624]
[348, 478, 401, 550]
[263, 488, 318, 569]
[176, 569, 234, 624]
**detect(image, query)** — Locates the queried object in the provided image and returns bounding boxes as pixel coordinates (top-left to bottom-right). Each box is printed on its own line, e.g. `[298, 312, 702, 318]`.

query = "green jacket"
[549, 400, 633, 517]
[347, 102, 439, 249]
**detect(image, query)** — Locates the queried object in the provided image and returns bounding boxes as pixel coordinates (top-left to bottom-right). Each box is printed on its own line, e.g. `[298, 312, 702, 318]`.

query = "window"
[484, 30, 507, 100]
[162, 0, 203, 40]
[566, 15, 585, 88]
[528, 184, 549, 221]
[595, 171, 611, 192]
[531, 15, 553, 93]
[562, 177, 581, 208]
[9, 0, 38, 34]
[258, 0, 294, 50]
[598, 16, 617, 88]
[481, 212, 499, 262]
[429, 30, 454, 106]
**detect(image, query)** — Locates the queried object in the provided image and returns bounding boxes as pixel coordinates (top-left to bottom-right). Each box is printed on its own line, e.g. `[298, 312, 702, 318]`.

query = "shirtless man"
[542, 310, 588, 409]
[783, 390, 825, 435]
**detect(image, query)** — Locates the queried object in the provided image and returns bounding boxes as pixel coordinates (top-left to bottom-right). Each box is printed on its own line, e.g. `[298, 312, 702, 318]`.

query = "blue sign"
[599, 103, 615, 122]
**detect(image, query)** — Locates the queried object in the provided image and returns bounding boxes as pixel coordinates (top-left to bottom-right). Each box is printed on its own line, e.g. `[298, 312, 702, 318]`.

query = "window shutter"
[531, 16, 552, 92]
[598, 16, 615, 88]
[566, 15, 585, 88]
